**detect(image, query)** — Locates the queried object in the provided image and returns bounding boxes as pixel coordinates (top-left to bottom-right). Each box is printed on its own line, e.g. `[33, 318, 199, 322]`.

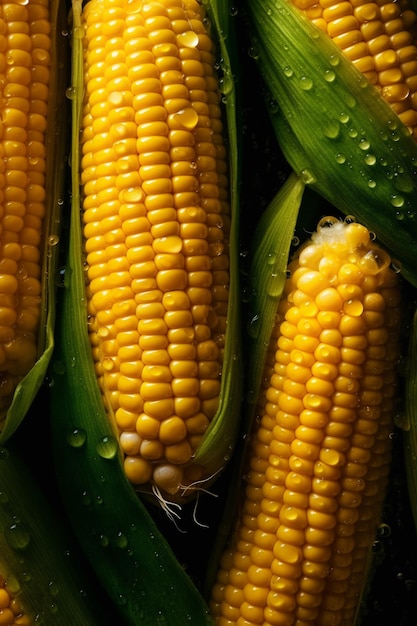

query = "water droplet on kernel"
[177, 30, 199, 48]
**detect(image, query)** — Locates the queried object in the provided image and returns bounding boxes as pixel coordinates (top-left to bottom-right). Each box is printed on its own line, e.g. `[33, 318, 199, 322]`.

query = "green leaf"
[0, 444, 107, 625]
[244, 0, 417, 287]
[245, 172, 304, 425]
[193, 0, 243, 476]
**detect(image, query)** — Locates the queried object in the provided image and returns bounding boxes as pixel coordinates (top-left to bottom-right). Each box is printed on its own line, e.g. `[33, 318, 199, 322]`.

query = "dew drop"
[177, 30, 199, 48]
[48, 581, 59, 598]
[324, 69, 336, 82]
[300, 76, 313, 90]
[247, 314, 260, 339]
[324, 121, 340, 139]
[358, 138, 370, 151]
[73, 26, 85, 40]
[335, 153, 346, 164]
[65, 86, 76, 100]
[119, 187, 144, 203]
[283, 65, 294, 78]
[171, 107, 198, 130]
[344, 299, 364, 316]
[96, 435, 119, 459]
[364, 153, 376, 166]
[391, 194, 405, 208]
[82, 491, 92, 507]
[5, 522, 31, 550]
[300, 169, 316, 184]
[48, 234, 60, 246]
[67, 428, 87, 448]
[377, 523, 391, 539]
[116, 532, 128, 549]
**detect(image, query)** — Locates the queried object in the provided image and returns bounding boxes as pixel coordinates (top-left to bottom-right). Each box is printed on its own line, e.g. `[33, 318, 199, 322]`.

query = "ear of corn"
[244, 0, 417, 288]
[404, 308, 417, 535]
[209, 216, 402, 625]
[0, 0, 68, 442]
[0, 443, 112, 626]
[76, 0, 241, 501]
[50, 0, 239, 622]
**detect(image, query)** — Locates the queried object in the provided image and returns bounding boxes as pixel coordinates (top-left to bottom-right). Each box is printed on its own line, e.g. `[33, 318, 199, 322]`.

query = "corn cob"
[0, 0, 67, 440]
[244, 0, 417, 287]
[290, 0, 417, 138]
[210, 217, 401, 626]
[50, 0, 238, 622]
[0, 0, 50, 423]
[79, 0, 238, 501]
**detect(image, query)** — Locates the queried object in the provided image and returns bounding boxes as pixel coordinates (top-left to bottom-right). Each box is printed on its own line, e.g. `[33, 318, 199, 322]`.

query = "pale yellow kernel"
[119, 431, 142, 455]
[152, 463, 184, 494]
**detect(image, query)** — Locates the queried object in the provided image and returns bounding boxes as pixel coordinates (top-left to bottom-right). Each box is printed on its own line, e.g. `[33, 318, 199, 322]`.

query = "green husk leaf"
[193, 0, 242, 473]
[0, 0, 68, 443]
[0, 444, 108, 625]
[245, 172, 304, 425]
[244, 0, 417, 287]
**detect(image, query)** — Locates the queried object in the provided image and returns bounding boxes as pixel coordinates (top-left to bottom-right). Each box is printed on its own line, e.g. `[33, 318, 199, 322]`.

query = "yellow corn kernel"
[290, 0, 417, 138]
[210, 217, 401, 625]
[0, 0, 51, 426]
[0, 576, 31, 625]
[81, 0, 230, 499]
